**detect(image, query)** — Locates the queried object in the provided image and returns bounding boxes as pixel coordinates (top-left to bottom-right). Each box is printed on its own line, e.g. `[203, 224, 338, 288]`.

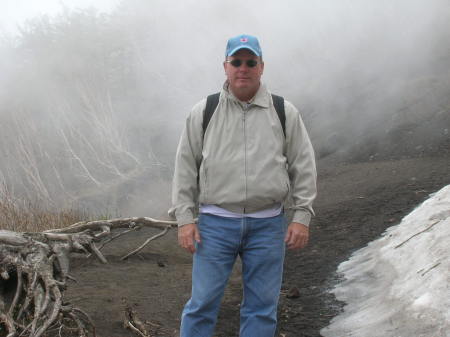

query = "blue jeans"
[180, 213, 287, 337]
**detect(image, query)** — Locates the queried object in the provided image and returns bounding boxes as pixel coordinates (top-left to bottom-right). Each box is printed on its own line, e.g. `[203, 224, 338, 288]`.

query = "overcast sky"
[0, 0, 118, 35]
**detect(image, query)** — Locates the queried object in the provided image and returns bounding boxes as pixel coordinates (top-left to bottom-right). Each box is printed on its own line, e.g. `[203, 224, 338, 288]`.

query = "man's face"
[223, 49, 264, 96]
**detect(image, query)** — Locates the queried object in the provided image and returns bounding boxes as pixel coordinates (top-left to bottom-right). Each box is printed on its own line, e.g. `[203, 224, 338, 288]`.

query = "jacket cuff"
[291, 210, 312, 227]
[175, 211, 196, 227]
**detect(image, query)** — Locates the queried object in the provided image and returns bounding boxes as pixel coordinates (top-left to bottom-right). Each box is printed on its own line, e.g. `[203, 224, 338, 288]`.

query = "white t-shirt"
[200, 204, 282, 218]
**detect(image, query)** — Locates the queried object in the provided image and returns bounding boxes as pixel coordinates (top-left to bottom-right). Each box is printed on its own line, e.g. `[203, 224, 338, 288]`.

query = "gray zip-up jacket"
[169, 82, 317, 227]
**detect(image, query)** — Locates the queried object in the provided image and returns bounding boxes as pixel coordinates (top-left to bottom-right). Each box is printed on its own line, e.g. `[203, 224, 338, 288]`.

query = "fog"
[0, 0, 449, 217]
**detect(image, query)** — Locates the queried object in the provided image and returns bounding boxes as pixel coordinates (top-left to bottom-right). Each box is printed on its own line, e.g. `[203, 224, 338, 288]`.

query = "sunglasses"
[226, 59, 259, 68]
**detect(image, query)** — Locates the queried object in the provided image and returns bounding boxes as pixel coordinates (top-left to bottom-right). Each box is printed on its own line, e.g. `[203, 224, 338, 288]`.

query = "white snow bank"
[321, 184, 450, 337]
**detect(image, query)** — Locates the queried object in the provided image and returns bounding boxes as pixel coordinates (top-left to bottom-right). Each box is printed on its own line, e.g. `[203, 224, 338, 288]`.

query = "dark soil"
[66, 136, 450, 337]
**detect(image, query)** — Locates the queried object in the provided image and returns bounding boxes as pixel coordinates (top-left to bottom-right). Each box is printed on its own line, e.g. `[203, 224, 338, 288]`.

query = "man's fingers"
[286, 222, 309, 250]
[182, 235, 196, 253]
[284, 228, 293, 243]
[178, 223, 200, 254]
[194, 227, 201, 243]
[286, 232, 298, 249]
[297, 234, 308, 249]
[184, 236, 195, 253]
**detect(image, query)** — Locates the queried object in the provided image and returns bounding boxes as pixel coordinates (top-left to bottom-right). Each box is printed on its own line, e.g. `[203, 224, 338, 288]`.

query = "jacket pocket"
[248, 162, 290, 207]
[283, 164, 291, 195]
[199, 159, 208, 203]
[280, 165, 291, 200]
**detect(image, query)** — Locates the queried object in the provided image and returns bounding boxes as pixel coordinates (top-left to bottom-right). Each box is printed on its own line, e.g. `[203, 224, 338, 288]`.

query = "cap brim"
[227, 46, 260, 57]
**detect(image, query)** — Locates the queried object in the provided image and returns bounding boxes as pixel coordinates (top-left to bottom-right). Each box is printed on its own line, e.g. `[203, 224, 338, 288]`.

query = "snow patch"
[321, 184, 450, 337]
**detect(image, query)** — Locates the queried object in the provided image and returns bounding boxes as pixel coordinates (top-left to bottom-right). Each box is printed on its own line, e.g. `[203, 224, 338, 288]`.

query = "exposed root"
[0, 216, 177, 336]
[123, 298, 161, 337]
[121, 226, 170, 260]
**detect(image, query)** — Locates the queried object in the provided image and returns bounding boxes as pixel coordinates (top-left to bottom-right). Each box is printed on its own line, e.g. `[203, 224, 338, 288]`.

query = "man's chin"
[234, 82, 251, 90]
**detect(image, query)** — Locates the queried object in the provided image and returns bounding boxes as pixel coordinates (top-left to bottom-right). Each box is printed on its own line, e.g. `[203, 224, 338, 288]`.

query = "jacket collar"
[222, 81, 270, 108]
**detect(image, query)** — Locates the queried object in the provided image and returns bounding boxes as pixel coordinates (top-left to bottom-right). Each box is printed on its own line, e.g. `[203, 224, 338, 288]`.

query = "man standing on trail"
[169, 34, 317, 337]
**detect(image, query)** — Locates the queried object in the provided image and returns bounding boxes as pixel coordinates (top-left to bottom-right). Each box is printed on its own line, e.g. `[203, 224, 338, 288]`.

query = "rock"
[286, 286, 300, 299]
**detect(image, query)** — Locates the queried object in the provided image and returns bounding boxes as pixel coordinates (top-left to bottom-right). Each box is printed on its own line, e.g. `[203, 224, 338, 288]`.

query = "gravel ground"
[66, 134, 450, 337]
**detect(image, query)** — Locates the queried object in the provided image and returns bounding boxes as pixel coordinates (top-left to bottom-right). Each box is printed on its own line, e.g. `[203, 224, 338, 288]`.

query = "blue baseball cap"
[225, 34, 262, 57]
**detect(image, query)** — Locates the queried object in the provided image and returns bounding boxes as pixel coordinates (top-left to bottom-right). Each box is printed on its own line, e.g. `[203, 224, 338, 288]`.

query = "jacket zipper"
[242, 108, 247, 213]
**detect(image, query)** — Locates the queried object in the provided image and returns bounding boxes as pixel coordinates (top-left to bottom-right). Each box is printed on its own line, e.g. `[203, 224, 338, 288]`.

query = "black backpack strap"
[271, 94, 286, 137]
[203, 92, 220, 136]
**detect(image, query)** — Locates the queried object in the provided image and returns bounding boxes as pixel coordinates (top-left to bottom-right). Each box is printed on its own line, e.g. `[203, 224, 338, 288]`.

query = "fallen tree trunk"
[0, 217, 177, 337]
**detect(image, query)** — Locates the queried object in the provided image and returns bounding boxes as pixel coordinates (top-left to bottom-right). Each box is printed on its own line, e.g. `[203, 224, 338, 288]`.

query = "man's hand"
[178, 223, 201, 254]
[284, 222, 309, 250]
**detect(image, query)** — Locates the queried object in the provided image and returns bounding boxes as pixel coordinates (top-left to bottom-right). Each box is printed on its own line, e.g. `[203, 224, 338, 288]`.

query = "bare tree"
[0, 8, 172, 215]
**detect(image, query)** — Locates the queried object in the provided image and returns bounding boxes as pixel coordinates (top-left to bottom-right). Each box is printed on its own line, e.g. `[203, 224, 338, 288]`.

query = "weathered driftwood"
[0, 217, 177, 337]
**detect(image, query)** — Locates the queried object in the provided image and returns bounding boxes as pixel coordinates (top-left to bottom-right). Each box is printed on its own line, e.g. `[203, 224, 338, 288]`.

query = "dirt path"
[66, 154, 450, 337]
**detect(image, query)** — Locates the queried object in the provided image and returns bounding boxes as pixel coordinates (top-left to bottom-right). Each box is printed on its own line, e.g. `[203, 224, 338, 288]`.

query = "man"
[169, 34, 317, 337]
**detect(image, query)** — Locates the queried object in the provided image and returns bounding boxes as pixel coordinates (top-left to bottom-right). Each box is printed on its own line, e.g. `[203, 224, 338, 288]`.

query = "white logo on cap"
[240, 38, 248, 42]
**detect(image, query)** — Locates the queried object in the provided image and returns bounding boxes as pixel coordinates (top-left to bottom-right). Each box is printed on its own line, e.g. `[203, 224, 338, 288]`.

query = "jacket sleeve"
[168, 99, 206, 226]
[284, 100, 317, 226]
